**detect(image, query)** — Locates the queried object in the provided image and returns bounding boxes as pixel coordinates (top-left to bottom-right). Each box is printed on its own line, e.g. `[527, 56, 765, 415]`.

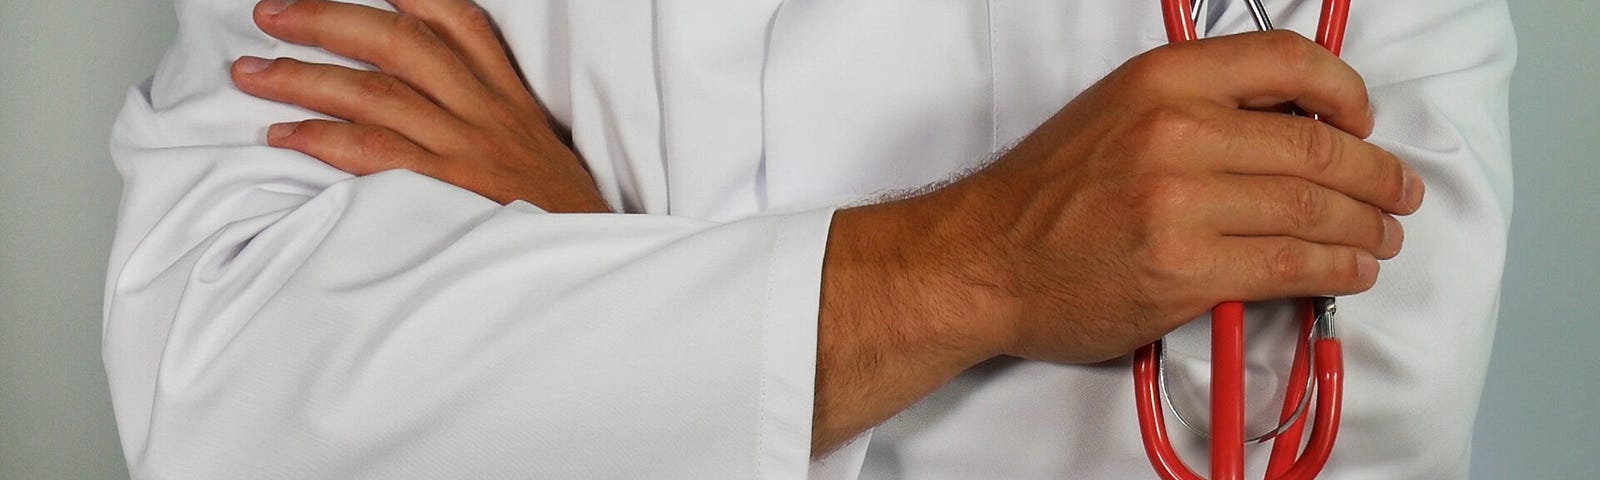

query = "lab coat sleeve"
[103, 1, 824, 478]
[1293, 0, 1515, 477]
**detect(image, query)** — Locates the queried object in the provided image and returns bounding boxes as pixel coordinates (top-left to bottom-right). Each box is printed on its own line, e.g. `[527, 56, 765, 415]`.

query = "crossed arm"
[229, 0, 1422, 456]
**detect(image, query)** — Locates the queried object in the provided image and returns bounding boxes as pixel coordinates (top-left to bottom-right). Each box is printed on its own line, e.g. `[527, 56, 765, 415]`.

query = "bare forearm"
[806, 31, 1419, 448]
[811, 192, 1005, 456]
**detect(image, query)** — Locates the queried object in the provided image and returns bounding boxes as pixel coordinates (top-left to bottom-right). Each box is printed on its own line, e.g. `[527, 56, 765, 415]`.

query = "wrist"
[811, 179, 1018, 454]
[829, 187, 1014, 372]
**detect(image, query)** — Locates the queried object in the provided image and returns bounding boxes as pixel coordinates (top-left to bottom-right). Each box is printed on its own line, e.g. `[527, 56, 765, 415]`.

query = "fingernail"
[1357, 253, 1379, 284]
[1402, 167, 1426, 211]
[237, 56, 273, 74]
[267, 122, 300, 143]
[259, 0, 296, 16]
[1380, 215, 1404, 258]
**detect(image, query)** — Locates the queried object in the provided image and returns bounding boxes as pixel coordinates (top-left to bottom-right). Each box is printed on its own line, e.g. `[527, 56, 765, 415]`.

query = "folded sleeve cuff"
[757, 205, 839, 478]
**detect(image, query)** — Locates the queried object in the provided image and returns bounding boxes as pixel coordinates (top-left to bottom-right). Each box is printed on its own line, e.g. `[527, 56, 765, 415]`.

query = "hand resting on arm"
[233, 0, 608, 212]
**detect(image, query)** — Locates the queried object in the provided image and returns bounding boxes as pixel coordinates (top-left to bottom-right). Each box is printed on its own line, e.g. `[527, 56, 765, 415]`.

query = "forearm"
[812, 188, 1007, 455]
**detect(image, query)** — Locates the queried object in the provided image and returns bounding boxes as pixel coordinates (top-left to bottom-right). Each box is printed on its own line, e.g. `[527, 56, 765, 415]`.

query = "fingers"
[1125, 31, 1423, 215]
[231, 56, 469, 154]
[1213, 237, 1380, 301]
[252, 0, 499, 123]
[1197, 176, 1404, 259]
[267, 119, 438, 176]
[1148, 30, 1373, 137]
[384, 0, 541, 112]
[1206, 109, 1424, 216]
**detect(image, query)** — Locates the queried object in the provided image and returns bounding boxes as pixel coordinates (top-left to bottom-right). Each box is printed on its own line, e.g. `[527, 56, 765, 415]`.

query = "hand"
[230, 0, 610, 213]
[813, 31, 1423, 452]
[927, 30, 1422, 364]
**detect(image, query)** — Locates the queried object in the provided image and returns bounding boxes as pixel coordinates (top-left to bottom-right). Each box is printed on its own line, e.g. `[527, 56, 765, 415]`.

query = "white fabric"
[104, 0, 1514, 478]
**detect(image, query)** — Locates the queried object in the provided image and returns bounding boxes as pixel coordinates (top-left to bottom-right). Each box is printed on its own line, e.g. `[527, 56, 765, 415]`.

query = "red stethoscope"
[1134, 1, 1352, 479]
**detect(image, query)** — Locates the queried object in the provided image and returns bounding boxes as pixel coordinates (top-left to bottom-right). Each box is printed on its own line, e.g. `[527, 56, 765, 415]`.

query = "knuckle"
[1287, 182, 1325, 230]
[1320, 248, 1355, 288]
[264, 58, 310, 83]
[1351, 83, 1372, 114]
[353, 127, 398, 158]
[274, 121, 318, 148]
[301, 62, 347, 87]
[1130, 106, 1201, 155]
[289, 120, 325, 137]
[1189, 112, 1228, 139]
[485, 104, 524, 132]
[1137, 232, 1199, 283]
[1263, 30, 1317, 75]
[391, 13, 441, 47]
[1122, 48, 1182, 89]
[268, 56, 300, 75]
[1266, 244, 1309, 283]
[1294, 120, 1339, 174]
[455, 6, 498, 37]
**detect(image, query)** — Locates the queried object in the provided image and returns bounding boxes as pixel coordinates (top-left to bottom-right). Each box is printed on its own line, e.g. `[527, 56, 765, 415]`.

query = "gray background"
[0, 1, 1592, 478]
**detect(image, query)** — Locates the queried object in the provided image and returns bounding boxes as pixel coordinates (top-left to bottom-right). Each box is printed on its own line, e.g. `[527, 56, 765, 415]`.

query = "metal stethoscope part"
[1158, 299, 1337, 443]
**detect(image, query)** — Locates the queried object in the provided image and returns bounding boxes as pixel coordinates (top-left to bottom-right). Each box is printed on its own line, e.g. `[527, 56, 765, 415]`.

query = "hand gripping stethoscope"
[1134, 1, 1352, 479]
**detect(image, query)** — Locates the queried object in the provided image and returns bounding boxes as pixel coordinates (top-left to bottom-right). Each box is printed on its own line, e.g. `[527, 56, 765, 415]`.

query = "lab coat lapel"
[656, 0, 786, 221]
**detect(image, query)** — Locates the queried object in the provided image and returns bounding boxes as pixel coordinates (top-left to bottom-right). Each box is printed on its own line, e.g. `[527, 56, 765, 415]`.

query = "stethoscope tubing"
[1135, 1, 1352, 479]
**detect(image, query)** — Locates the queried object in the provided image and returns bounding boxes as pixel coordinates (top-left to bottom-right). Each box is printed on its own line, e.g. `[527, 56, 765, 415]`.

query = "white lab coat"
[104, 0, 1515, 478]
